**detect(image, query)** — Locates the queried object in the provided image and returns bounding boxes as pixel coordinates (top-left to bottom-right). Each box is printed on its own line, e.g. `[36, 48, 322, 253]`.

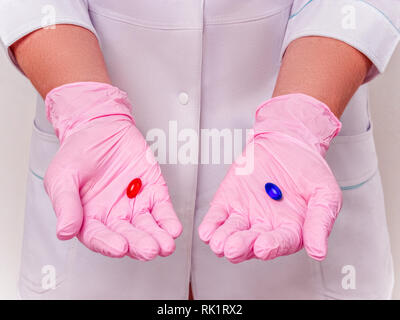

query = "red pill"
[126, 178, 142, 198]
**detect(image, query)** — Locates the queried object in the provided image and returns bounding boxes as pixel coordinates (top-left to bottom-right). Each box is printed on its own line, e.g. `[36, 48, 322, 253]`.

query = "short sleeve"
[0, 0, 98, 74]
[282, 0, 400, 82]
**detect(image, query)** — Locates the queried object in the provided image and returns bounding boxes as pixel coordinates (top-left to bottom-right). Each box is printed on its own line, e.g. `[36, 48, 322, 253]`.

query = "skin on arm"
[273, 36, 372, 118]
[11, 24, 110, 99]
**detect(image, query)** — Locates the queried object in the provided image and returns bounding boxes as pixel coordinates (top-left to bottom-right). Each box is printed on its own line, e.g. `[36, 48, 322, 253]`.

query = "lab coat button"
[178, 92, 189, 105]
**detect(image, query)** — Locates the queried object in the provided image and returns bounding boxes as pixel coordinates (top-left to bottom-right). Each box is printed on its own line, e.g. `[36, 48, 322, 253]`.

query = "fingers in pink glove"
[78, 218, 128, 258]
[253, 223, 302, 260]
[133, 185, 182, 239]
[151, 200, 183, 239]
[303, 190, 342, 261]
[133, 213, 176, 257]
[224, 229, 259, 264]
[107, 196, 161, 260]
[208, 212, 249, 257]
[198, 205, 229, 243]
[44, 170, 83, 240]
[109, 219, 160, 261]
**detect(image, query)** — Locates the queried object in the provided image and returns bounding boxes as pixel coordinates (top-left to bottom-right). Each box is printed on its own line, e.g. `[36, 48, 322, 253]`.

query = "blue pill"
[265, 182, 282, 201]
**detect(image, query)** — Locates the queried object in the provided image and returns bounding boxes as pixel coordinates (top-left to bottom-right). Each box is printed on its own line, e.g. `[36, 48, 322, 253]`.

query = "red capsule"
[126, 178, 142, 199]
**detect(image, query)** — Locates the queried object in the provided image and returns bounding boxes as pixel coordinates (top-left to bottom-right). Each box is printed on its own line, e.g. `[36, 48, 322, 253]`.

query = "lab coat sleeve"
[0, 0, 98, 75]
[282, 0, 400, 82]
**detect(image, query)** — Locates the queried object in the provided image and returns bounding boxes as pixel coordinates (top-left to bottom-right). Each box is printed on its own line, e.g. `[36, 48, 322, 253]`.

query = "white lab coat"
[0, 0, 399, 299]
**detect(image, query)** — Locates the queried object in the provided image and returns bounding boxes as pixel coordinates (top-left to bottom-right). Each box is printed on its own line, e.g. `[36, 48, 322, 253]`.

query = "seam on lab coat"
[337, 168, 378, 189]
[357, 0, 400, 33]
[189, 2, 206, 297]
[32, 121, 58, 142]
[282, 0, 400, 82]
[290, 0, 314, 18]
[1, 18, 98, 47]
[29, 122, 58, 180]
[18, 219, 71, 297]
[290, 0, 400, 34]
[332, 123, 373, 143]
[339, 171, 375, 190]
[281, 30, 386, 73]
[89, 7, 202, 31]
[328, 123, 378, 187]
[29, 169, 44, 181]
[1, 18, 99, 76]
[315, 172, 394, 300]
[205, 3, 292, 25]
[187, 29, 205, 302]
[89, 3, 292, 28]
[19, 273, 69, 295]
[357, 0, 400, 34]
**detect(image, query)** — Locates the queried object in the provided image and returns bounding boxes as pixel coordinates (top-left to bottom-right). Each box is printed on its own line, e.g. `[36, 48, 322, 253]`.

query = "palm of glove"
[199, 132, 342, 263]
[45, 116, 182, 260]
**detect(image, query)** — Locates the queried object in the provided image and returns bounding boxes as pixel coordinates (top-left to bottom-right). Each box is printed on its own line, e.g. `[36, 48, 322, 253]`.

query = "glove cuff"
[45, 81, 134, 142]
[254, 93, 341, 156]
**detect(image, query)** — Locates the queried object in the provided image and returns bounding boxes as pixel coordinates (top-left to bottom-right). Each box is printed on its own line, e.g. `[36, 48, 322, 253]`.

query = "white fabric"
[0, 0, 98, 75]
[0, 0, 398, 299]
[282, 0, 400, 82]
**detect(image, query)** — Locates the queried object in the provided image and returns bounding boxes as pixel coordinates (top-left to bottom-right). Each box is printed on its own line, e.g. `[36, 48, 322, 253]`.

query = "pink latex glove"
[198, 94, 342, 263]
[44, 82, 182, 260]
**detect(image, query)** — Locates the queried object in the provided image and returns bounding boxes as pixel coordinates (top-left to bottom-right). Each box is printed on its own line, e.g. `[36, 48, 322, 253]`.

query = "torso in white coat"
[19, 0, 394, 299]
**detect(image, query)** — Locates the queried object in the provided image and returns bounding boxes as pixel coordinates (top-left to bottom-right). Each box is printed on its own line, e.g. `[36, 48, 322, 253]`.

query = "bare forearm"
[273, 36, 372, 118]
[11, 24, 110, 98]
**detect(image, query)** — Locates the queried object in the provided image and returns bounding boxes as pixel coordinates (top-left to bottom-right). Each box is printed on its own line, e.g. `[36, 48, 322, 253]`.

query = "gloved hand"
[198, 94, 342, 263]
[44, 82, 182, 260]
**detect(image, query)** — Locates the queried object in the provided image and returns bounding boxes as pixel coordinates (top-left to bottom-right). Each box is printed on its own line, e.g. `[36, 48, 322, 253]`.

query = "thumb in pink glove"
[198, 93, 342, 263]
[44, 82, 182, 260]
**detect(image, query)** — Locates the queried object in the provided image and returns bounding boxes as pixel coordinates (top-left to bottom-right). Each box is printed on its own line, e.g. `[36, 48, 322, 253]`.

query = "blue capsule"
[265, 182, 282, 201]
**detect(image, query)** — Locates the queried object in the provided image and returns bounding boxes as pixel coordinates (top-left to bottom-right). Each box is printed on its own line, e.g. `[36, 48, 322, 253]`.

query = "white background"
[0, 47, 399, 300]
